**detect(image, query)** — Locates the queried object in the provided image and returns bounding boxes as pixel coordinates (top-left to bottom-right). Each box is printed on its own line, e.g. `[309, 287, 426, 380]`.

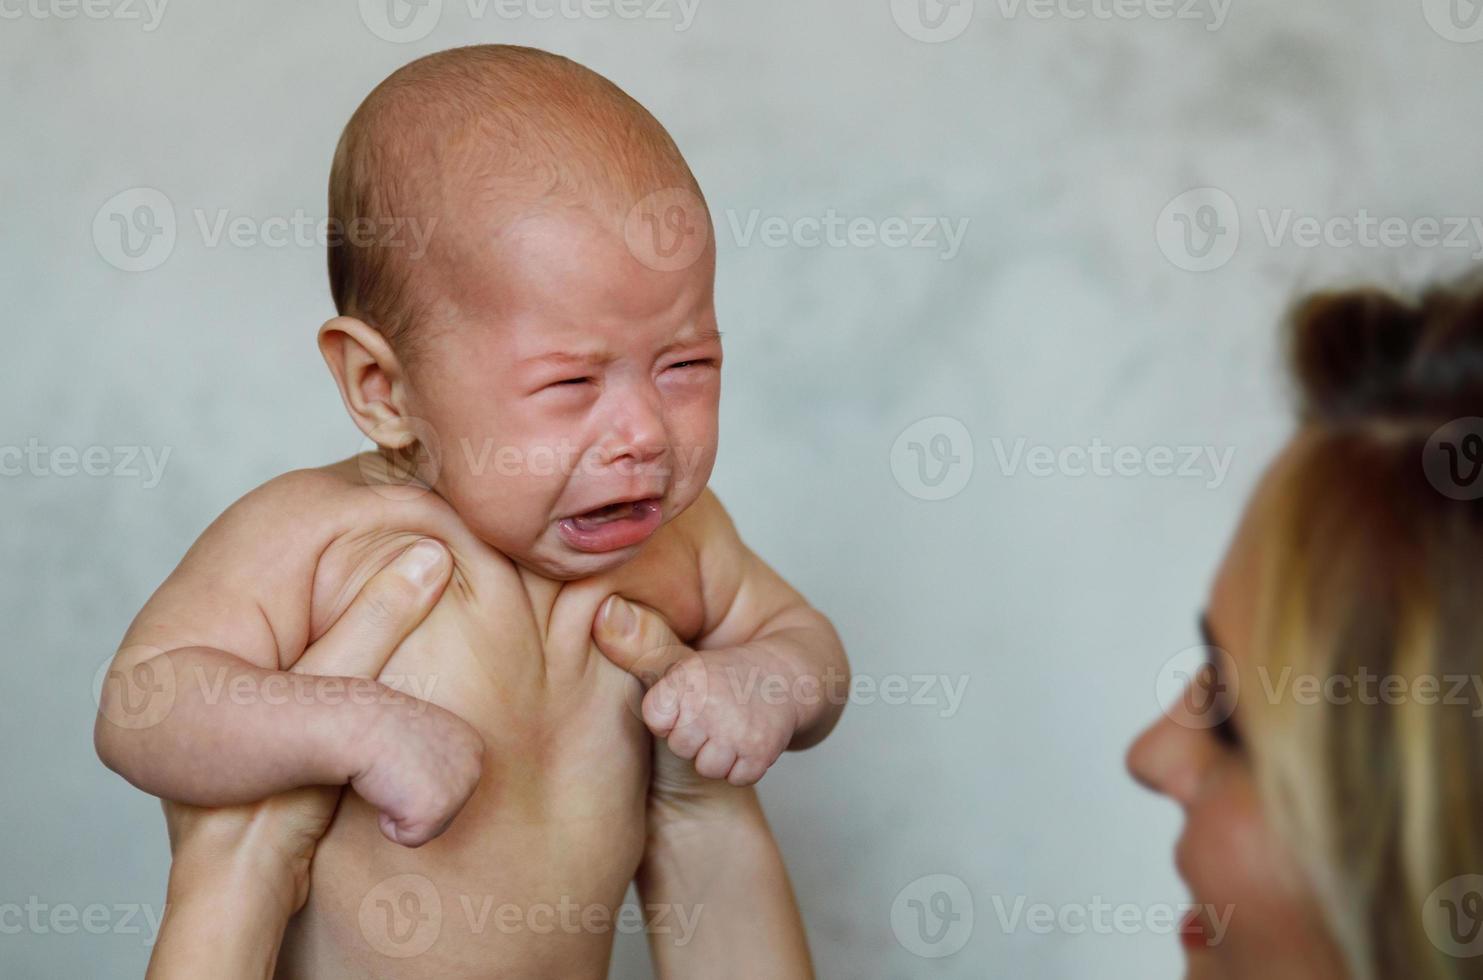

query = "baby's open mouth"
[571, 499, 655, 528]
[558, 497, 664, 553]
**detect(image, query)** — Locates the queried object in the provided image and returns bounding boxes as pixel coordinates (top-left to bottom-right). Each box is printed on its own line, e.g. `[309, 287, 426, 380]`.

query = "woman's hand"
[592, 596, 815, 980]
[593, 595, 754, 820]
[149, 539, 453, 979]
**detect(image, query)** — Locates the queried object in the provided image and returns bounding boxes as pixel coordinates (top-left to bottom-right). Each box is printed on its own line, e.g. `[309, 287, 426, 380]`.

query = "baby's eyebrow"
[658, 326, 723, 354]
[518, 328, 723, 370]
[517, 350, 610, 371]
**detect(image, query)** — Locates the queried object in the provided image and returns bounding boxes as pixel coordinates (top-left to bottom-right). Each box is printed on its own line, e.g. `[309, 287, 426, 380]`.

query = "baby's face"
[403, 204, 721, 580]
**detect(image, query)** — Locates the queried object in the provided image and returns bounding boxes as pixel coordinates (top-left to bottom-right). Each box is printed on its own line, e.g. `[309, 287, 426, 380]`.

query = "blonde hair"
[326, 44, 704, 359]
[1244, 280, 1483, 980]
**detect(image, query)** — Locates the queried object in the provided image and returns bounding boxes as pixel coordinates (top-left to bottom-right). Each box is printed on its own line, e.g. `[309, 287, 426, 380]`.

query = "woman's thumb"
[593, 595, 691, 687]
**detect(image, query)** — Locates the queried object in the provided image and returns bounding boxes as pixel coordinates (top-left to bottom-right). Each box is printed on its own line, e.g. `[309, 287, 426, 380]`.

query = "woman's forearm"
[147, 848, 297, 980]
[638, 790, 814, 980]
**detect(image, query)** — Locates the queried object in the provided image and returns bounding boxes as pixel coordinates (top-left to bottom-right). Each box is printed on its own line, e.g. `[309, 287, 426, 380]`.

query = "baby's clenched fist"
[349, 691, 484, 847]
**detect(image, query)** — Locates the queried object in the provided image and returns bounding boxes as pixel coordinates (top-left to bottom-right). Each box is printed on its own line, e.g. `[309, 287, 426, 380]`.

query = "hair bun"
[1289, 288, 1425, 421]
[1288, 277, 1483, 424]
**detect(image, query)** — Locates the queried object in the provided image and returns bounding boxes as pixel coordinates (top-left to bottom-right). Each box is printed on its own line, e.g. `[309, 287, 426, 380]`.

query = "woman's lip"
[556, 498, 663, 553]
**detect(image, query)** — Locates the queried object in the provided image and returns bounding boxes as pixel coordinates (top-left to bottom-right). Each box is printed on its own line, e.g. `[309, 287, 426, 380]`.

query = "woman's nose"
[1126, 693, 1209, 807]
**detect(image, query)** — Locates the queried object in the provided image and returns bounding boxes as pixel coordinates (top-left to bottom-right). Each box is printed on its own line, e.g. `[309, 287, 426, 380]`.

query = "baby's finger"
[642, 658, 707, 733]
[665, 725, 708, 762]
[725, 757, 767, 787]
[592, 595, 693, 684]
[642, 677, 683, 736]
[693, 740, 738, 782]
[295, 539, 451, 680]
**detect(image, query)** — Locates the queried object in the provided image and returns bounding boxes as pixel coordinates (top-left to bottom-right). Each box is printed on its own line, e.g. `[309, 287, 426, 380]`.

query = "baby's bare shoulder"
[123, 457, 483, 670]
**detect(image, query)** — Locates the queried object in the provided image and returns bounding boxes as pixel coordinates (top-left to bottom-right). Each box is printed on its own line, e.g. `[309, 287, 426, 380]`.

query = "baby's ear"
[318, 315, 417, 449]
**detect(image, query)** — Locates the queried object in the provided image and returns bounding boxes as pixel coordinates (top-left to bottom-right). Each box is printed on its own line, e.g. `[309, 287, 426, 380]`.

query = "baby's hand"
[349, 694, 484, 847]
[594, 596, 799, 786]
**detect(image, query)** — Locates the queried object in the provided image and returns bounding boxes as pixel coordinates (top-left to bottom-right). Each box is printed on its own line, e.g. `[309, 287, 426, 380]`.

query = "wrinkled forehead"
[436, 201, 717, 353]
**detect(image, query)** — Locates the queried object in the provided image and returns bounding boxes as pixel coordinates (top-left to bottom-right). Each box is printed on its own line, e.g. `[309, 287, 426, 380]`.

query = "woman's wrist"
[166, 836, 300, 922]
[151, 845, 298, 980]
[647, 780, 762, 845]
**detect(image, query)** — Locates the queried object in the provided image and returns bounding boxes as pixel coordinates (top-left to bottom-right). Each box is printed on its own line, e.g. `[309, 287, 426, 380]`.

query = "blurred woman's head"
[1129, 278, 1483, 980]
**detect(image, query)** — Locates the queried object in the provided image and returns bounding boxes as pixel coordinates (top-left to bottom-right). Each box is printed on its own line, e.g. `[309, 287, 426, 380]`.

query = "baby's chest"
[312, 514, 706, 731]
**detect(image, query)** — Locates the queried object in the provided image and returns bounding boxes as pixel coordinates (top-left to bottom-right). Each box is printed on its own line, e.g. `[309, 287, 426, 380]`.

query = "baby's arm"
[602, 489, 849, 785]
[94, 470, 482, 846]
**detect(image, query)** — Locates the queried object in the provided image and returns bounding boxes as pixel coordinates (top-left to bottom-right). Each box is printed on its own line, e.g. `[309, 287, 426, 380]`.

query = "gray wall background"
[5, 0, 1483, 976]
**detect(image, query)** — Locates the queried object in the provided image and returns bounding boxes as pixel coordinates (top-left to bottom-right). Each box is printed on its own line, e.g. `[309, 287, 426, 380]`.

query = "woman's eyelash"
[670, 359, 712, 369]
[1211, 714, 1240, 749]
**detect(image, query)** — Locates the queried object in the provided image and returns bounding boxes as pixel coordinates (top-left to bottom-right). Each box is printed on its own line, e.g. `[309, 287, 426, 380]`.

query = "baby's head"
[320, 45, 720, 580]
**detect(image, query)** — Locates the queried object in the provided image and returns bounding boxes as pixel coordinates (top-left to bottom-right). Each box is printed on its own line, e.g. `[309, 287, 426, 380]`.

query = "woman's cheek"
[1181, 772, 1336, 979]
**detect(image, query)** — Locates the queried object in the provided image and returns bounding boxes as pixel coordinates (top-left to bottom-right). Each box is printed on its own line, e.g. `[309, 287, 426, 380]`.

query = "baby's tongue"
[572, 501, 640, 529]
